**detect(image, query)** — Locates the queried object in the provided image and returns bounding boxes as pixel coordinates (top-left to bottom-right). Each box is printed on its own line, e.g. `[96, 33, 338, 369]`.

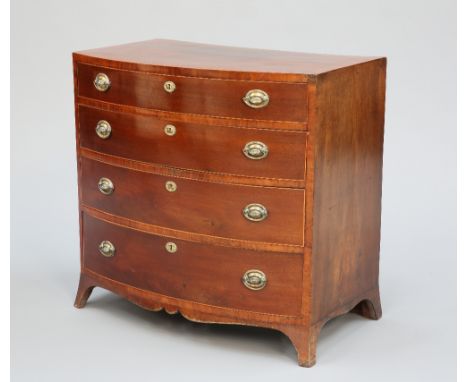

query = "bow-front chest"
[73, 39, 386, 367]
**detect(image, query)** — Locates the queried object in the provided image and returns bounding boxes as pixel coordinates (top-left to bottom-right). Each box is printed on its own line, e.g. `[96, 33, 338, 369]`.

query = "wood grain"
[80, 157, 305, 245]
[82, 213, 303, 315]
[76, 96, 308, 131]
[72, 41, 386, 367]
[80, 147, 305, 188]
[309, 59, 386, 324]
[74, 38, 381, 81]
[82, 205, 304, 254]
[77, 63, 308, 122]
[78, 105, 307, 180]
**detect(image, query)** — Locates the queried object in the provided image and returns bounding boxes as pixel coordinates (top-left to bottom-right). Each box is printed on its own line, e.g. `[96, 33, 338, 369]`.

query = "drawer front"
[83, 214, 303, 315]
[81, 157, 304, 245]
[79, 106, 306, 180]
[76, 63, 308, 122]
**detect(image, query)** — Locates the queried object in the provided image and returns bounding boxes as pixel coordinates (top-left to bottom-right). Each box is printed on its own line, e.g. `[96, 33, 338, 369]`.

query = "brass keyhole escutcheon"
[165, 180, 177, 192]
[164, 81, 176, 93]
[165, 242, 178, 253]
[164, 124, 176, 136]
[94, 73, 111, 92]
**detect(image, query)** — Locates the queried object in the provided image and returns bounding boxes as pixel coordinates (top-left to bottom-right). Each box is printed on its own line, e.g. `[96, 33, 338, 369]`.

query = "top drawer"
[75, 63, 308, 122]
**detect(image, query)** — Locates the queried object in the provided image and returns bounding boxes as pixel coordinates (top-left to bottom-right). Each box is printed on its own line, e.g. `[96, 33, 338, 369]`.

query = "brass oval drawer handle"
[99, 240, 115, 257]
[243, 89, 269, 108]
[243, 141, 269, 160]
[95, 120, 112, 139]
[94, 73, 111, 92]
[242, 270, 267, 290]
[165, 242, 178, 253]
[243, 203, 268, 222]
[98, 177, 114, 195]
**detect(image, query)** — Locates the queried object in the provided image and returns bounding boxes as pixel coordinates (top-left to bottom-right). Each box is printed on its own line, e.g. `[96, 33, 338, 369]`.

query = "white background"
[11, 0, 456, 380]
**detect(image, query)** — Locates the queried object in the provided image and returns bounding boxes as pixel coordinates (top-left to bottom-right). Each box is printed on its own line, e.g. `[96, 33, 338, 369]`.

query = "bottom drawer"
[82, 213, 303, 316]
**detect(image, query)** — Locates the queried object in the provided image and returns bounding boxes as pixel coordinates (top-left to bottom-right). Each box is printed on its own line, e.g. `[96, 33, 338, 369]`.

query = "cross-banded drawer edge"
[79, 147, 307, 189]
[75, 62, 309, 123]
[82, 205, 305, 254]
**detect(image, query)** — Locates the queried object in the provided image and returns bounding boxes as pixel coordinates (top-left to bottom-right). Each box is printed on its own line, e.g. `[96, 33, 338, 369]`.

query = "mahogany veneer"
[80, 157, 305, 245]
[73, 39, 386, 367]
[82, 214, 303, 315]
[76, 62, 308, 121]
[78, 105, 307, 180]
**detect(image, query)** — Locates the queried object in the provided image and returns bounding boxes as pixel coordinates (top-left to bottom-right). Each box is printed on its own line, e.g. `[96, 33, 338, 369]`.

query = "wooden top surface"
[74, 39, 383, 81]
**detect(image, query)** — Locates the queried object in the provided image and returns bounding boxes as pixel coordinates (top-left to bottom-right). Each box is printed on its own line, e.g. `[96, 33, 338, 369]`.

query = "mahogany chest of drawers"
[73, 39, 386, 367]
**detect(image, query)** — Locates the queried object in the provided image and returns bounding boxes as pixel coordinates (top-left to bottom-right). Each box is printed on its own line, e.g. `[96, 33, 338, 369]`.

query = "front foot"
[281, 323, 322, 367]
[74, 273, 95, 308]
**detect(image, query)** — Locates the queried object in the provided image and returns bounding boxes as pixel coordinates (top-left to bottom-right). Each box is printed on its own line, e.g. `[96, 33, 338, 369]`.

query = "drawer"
[76, 63, 308, 122]
[82, 213, 303, 315]
[80, 157, 304, 245]
[79, 106, 307, 180]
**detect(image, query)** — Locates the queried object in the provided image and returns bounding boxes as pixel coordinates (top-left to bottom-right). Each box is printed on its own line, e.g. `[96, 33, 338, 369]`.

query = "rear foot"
[351, 288, 382, 320]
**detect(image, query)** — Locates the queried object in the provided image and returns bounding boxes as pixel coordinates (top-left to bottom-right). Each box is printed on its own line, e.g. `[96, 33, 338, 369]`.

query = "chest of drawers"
[73, 39, 386, 367]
